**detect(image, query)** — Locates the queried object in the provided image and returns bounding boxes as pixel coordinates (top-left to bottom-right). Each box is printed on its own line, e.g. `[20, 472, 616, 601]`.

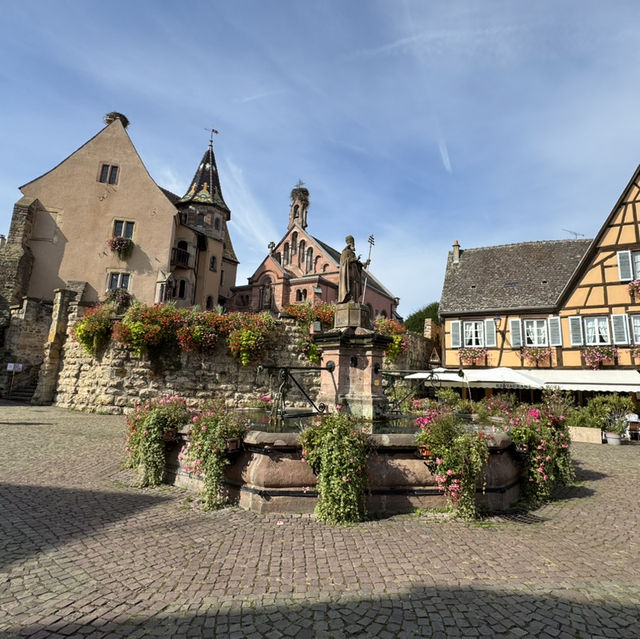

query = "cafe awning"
[405, 367, 640, 393]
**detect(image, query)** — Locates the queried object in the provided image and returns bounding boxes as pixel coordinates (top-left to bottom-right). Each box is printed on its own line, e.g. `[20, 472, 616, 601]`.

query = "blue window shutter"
[509, 319, 522, 347]
[611, 314, 629, 345]
[569, 316, 583, 346]
[484, 319, 497, 348]
[450, 320, 461, 348]
[548, 317, 562, 346]
[618, 250, 633, 281]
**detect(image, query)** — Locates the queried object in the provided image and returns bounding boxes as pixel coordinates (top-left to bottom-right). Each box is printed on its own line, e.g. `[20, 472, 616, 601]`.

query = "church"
[228, 183, 399, 319]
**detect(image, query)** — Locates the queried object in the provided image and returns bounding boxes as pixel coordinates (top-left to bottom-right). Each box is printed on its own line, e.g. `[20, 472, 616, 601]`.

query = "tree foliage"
[404, 301, 439, 334]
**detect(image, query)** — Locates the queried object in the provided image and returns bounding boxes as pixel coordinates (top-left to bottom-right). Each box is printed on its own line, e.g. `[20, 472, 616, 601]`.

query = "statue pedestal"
[334, 301, 371, 329]
[314, 304, 391, 420]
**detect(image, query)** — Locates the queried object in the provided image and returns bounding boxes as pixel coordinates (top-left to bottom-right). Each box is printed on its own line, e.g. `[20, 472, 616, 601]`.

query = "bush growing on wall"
[70, 303, 114, 355]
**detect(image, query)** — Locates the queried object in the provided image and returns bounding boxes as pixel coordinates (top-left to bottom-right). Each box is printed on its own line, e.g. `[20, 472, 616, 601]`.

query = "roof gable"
[440, 239, 592, 315]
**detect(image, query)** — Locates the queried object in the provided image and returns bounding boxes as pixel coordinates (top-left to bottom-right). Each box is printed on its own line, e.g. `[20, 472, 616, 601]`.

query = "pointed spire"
[179, 142, 229, 213]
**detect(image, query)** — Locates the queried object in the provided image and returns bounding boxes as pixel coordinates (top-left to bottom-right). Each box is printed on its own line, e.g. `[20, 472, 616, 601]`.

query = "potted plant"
[107, 236, 134, 260]
[628, 280, 640, 298]
[581, 345, 617, 369]
[582, 394, 634, 445]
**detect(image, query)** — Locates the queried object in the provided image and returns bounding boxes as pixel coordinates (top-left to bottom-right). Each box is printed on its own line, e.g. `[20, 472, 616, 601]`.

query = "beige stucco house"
[10, 112, 237, 309]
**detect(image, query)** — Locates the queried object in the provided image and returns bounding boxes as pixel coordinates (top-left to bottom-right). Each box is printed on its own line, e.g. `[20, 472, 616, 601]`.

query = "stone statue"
[338, 235, 370, 303]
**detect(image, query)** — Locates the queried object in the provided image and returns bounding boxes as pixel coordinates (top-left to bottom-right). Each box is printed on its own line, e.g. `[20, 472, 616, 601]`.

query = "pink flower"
[446, 469, 454, 476]
[342, 476, 349, 482]
[335, 405, 342, 411]
[435, 458, 443, 465]
[201, 426, 207, 432]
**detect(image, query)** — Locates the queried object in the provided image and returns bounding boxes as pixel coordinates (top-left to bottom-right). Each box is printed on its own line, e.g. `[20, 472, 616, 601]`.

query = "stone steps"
[5, 381, 38, 402]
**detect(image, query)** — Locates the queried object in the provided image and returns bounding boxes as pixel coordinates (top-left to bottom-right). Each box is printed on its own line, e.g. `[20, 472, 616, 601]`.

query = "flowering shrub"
[180, 408, 247, 509]
[505, 389, 574, 507]
[175, 310, 232, 353]
[106, 236, 134, 260]
[227, 312, 276, 366]
[374, 317, 408, 363]
[113, 302, 185, 356]
[415, 408, 488, 519]
[522, 346, 552, 366]
[299, 412, 371, 525]
[458, 346, 487, 365]
[125, 396, 191, 487]
[71, 303, 113, 355]
[628, 280, 640, 296]
[581, 345, 617, 369]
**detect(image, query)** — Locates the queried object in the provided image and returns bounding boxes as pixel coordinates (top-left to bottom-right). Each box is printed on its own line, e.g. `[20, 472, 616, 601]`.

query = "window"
[283, 243, 290, 265]
[548, 317, 562, 346]
[291, 232, 298, 255]
[617, 250, 640, 281]
[197, 213, 205, 226]
[209, 256, 217, 271]
[206, 295, 214, 311]
[584, 317, 610, 345]
[306, 247, 313, 273]
[611, 314, 630, 344]
[99, 164, 119, 185]
[296, 289, 307, 302]
[214, 217, 220, 231]
[524, 319, 548, 346]
[632, 316, 640, 344]
[107, 272, 130, 291]
[463, 321, 484, 347]
[113, 220, 134, 239]
[178, 279, 186, 299]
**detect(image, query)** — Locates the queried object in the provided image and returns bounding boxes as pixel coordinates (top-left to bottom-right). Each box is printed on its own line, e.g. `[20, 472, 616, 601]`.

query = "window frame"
[99, 163, 119, 185]
[463, 320, 484, 347]
[523, 319, 548, 347]
[113, 219, 134, 239]
[107, 272, 130, 291]
[583, 316, 611, 345]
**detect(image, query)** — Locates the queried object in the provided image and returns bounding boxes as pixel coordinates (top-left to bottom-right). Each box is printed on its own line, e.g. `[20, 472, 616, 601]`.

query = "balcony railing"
[171, 247, 194, 269]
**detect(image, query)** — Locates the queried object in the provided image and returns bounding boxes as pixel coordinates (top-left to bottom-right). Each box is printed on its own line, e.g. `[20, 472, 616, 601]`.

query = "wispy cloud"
[237, 89, 287, 104]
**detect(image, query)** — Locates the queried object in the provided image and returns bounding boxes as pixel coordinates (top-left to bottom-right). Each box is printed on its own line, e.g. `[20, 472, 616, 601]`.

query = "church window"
[107, 272, 130, 291]
[299, 240, 305, 266]
[294, 204, 299, 218]
[209, 256, 217, 271]
[292, 232, 298, 255]
[113, 220, 134, 239]
[99, 164, 119, 185]
[283, 243, 290, 265]
[306, 247, 313, 273]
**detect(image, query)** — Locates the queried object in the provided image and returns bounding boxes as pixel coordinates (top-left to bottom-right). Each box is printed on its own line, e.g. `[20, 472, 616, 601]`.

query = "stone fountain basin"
[165, 430, 520, 515]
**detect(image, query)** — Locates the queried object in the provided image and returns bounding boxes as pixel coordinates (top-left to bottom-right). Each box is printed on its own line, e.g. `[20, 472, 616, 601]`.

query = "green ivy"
[299, 412, 371, 525]
[125, 396, 191, 487]
[180, 409, 247, 510]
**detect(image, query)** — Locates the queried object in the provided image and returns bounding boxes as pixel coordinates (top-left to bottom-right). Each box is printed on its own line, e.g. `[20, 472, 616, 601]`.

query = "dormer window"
[99, 164, 119, 185]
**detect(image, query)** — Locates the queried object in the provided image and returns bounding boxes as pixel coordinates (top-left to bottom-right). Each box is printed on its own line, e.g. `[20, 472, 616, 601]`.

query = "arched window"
[260, 276, 273, 310]
[283, 243, 290, 265]
[206, 295, 214, 310]
[294, 204, 299, 218]
[314, 256, 321, 272]
[298, 240, 305, 266]
[178, 240, 188, 250]
[306, 247, 313, 273]
[296, 289, 307, 301]
[292, 232, 298, 255]
[209, 256, 217, 271]
[323, 264, 329, 273]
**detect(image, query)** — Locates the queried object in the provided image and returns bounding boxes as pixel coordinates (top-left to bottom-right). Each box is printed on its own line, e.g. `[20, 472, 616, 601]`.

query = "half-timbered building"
[438, 165, 640, 398]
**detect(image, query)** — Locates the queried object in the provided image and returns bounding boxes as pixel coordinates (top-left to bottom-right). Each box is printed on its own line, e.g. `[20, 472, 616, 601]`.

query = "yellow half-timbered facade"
[439, 165, 640, 395]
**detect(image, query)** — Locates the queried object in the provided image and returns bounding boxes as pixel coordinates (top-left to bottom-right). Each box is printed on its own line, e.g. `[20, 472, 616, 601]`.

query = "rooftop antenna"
[562, 229, 585, 239]
[204, 127, 219, 146]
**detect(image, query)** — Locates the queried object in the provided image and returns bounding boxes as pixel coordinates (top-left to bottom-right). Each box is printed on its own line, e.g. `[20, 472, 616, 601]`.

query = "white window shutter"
[509, 319, 522, 347]
[484, 320, 497, 347]
[450, 320, 461, 349]
[548, 317, 562, 346]
[569, 316, 584, 346]
[611, 314, 629, 344]
[618, 250, 633, 281]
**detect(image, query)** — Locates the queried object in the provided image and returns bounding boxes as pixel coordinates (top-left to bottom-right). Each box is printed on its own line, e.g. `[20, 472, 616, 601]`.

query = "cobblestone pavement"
[0, 401, 639, 639]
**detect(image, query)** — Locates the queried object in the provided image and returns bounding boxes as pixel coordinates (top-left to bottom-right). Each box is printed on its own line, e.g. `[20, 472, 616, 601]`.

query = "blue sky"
[2, 1, 640, 317]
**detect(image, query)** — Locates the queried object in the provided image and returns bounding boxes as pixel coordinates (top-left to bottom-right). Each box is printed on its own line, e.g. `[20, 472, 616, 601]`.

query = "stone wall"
[0, 297, 52, 395]
[54, 312, 321, 413]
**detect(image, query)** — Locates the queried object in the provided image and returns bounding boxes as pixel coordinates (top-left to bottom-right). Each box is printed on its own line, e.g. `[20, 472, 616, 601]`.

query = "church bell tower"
[288, 181, 309, 231]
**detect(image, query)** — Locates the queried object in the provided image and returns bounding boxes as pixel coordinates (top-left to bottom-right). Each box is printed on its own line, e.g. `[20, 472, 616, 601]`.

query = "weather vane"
[204, 127, 219, 145]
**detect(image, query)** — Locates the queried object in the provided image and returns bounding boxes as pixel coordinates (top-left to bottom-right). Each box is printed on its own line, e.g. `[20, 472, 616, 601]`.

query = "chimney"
[0, 234, 6, 249]
[452, 240, 460, 264]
